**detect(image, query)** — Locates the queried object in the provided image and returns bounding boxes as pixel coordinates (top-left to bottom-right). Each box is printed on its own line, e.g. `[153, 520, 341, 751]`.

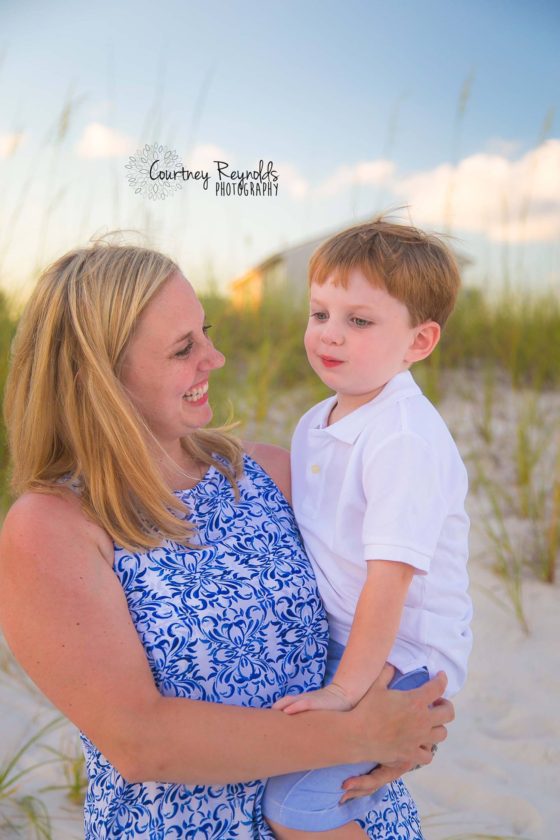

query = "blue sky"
[1, 0, 559, 297]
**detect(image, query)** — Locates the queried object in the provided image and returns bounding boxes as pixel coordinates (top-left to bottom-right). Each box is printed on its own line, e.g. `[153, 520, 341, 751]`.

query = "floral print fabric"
[81, 455, 421, 838]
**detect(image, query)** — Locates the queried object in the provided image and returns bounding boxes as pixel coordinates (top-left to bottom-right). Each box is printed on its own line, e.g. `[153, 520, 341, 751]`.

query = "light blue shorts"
[262, 638, 429, 831]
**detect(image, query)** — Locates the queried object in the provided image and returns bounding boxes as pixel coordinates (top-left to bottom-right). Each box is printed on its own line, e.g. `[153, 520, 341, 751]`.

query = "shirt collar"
[314, 370, 421, 444]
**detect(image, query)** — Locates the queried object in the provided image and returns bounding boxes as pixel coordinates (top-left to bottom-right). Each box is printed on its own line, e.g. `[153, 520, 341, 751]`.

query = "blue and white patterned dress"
[81, 455, 422, 838]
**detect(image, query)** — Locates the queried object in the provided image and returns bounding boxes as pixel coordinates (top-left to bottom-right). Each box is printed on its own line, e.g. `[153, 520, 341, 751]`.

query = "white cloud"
[394, 139, 560, 242]
[76, 123, 134, 158]
[305, 140, 559, 243]
[0, 132, 25, 157]
[318, 159, 395, 197]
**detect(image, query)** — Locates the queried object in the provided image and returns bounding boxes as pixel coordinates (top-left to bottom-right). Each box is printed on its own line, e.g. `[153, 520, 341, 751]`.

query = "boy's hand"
[272, 683, 353, 714]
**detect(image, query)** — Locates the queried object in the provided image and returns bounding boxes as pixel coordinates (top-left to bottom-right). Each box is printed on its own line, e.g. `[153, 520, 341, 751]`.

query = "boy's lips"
[319, 355, 344, 368]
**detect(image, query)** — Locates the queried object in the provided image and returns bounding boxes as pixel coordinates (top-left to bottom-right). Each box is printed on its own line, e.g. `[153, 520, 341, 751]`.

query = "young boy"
[263, 219, 472, 834]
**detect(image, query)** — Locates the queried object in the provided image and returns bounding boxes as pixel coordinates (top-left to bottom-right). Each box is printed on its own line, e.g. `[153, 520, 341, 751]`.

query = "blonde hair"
[309, 217, 461, 327]
[4, 242, 243, 551]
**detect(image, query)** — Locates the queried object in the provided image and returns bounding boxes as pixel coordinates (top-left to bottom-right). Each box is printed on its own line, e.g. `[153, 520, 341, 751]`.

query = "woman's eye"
[352, 317, 371, 328]
[175, 325, 212, 358]
[175, 341, 194, 358]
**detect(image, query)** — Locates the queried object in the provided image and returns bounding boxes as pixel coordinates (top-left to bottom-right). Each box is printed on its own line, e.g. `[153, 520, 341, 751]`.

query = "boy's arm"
[331, 559, 415, 705]
[274, 558, 415, 713]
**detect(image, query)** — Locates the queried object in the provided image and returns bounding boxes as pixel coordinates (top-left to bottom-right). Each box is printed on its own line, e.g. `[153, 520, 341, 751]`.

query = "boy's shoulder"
[357, 376, 461, 459]
[291, 374, 460, 457]
[400, 389, 453, 437]
[356, 394, 467, 494]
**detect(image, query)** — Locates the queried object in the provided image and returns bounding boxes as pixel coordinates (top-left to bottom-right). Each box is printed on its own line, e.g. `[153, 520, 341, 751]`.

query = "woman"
[0, 242, 452, 839]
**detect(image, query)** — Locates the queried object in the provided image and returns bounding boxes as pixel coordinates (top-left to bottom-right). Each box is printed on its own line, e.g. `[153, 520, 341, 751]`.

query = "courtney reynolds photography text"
[155, 159, 279, 195]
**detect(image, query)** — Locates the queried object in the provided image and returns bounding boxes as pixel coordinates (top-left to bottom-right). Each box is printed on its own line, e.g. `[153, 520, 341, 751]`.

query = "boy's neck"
[327, 382, 387, 426]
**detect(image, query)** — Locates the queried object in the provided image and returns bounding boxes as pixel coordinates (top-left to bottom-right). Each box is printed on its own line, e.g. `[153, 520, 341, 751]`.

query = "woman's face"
[119, 272, 225, 455]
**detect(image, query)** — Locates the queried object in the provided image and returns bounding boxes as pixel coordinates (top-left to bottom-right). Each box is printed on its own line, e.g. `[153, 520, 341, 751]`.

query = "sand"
[1, 375, 559, 839]
[406, 375, 560, 839]
[408, 559, 560, 839]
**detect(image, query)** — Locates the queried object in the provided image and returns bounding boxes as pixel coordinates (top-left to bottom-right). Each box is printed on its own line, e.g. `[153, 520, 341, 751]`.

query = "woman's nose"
[200, 340, 225, 371]
[206, 344, 226, 370]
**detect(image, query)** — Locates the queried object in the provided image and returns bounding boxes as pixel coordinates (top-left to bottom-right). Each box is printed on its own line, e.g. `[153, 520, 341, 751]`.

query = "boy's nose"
[320, 328, 343, 345]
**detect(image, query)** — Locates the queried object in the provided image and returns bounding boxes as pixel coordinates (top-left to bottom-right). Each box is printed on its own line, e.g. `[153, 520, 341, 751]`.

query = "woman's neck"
[152, 441, 205, 491]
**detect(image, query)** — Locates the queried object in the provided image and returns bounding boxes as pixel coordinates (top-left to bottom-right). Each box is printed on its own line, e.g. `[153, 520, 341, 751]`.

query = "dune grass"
[441, 287, 560, 390]
[0, 289, 17, 513]
[0, 717, 65, 839]
[41, 737, 88, 808]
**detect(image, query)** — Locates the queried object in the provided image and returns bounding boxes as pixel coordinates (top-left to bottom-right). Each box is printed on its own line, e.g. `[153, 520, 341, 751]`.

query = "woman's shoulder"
[1, 489, 114, 567]
[242, 442, 291, 504]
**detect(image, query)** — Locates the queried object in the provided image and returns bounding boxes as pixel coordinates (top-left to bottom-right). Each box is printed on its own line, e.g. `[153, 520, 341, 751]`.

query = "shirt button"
[310, 464, 321, 474]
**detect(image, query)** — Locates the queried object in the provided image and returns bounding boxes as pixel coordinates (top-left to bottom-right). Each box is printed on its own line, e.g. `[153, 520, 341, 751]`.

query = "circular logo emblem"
[125, 143, 183, 200]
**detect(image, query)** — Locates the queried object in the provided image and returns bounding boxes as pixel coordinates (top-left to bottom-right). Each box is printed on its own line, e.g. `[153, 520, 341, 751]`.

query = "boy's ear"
[404, 321, 441, 364]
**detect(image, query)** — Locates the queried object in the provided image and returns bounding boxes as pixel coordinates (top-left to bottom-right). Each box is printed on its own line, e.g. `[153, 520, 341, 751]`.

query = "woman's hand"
[339, 670, 453, 802]
[349, 663, 453, 771]
[274, 664, 453, 803]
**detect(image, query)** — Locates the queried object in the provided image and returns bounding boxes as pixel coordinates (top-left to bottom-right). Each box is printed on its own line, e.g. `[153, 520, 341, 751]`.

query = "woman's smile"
[183, 380, 209, 404]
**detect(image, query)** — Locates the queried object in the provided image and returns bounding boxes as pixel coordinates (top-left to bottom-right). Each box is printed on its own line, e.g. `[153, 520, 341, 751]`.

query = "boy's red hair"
[309, 218, 461, 327]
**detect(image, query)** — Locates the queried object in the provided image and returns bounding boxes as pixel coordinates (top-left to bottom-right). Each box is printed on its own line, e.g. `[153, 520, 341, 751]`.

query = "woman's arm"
[243, 441, 292, 503]
[0, 491, 451, 786]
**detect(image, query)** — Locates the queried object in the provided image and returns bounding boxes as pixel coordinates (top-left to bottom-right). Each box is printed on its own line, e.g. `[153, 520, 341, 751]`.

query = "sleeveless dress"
[80, 455, 423, 838]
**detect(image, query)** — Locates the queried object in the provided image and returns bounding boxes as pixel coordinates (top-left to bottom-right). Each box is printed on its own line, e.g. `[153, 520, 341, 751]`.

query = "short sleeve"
[361, 433, 446, 573]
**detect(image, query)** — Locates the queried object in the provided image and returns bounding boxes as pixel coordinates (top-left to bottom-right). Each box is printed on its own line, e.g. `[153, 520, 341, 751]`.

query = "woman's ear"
[404, 321, 441, 364]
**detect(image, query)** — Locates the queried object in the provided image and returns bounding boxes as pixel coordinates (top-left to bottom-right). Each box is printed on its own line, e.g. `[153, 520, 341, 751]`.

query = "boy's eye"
[310, 311, 328, 321]
[351, 317, 372, 328]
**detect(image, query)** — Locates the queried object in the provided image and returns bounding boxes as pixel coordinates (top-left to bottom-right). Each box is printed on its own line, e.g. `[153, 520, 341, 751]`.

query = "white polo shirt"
[291, 370, 472, 697]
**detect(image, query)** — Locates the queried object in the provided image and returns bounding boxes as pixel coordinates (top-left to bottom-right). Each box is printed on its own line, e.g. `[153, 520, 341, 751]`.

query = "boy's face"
[305, 269, 428, 417]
